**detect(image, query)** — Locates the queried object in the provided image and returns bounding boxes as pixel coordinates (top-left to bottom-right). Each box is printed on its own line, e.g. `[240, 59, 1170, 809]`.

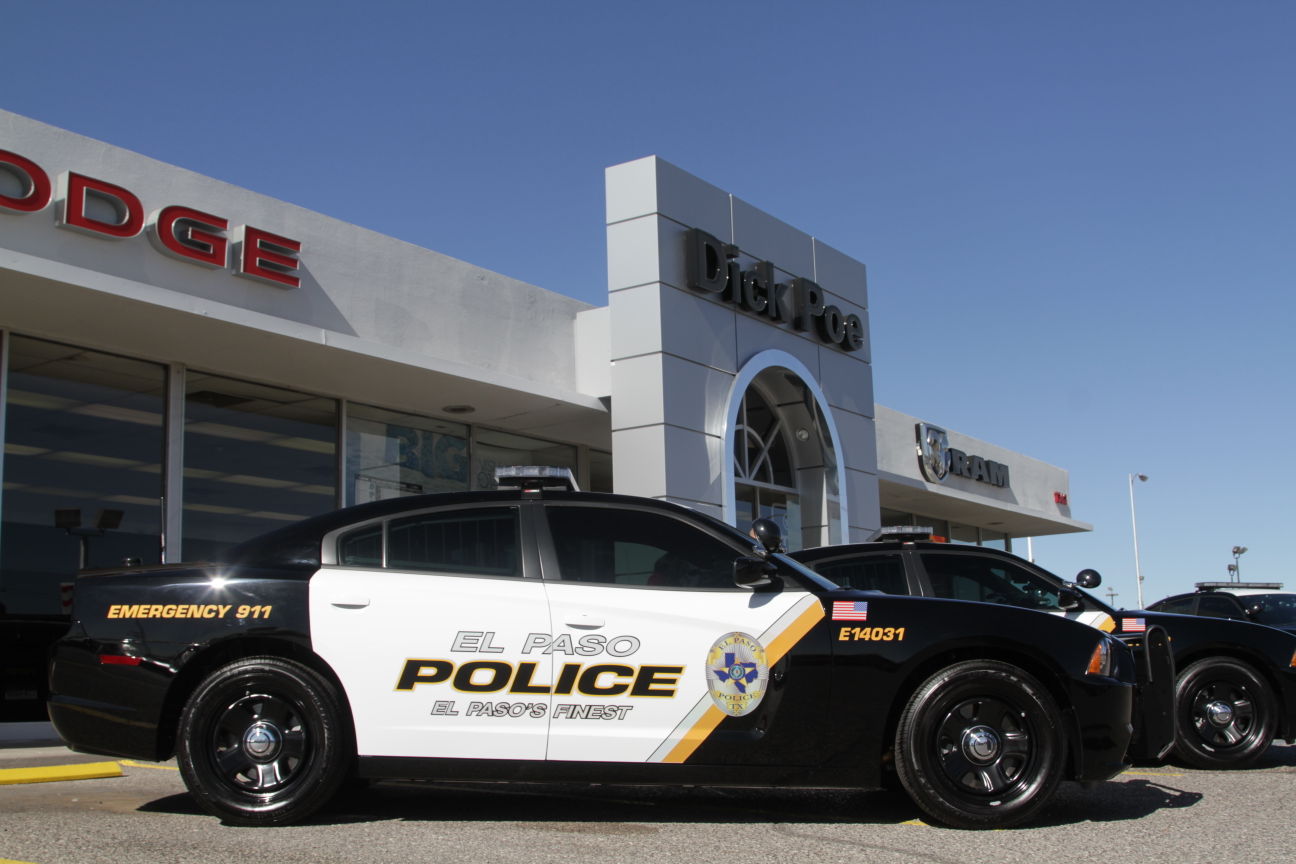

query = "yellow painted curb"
[0, 761, 123, 785]
[119, 759, 179, 771]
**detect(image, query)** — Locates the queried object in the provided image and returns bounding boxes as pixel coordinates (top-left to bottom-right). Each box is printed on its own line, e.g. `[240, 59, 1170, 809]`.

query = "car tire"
[894, 660, 1064, 829]
[1172, 657, 1276, 770]
[177, 656, 350, 825]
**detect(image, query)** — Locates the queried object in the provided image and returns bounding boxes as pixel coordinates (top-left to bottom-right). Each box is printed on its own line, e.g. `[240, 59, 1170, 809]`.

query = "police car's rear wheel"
[895, 660, 1063, 829]
[177, 656, 348, 825]
[1172, 658, 1276, 770]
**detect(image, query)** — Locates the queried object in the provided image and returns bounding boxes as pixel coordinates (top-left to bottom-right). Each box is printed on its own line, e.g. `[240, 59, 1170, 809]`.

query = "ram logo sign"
[916, 423, 1010, 489]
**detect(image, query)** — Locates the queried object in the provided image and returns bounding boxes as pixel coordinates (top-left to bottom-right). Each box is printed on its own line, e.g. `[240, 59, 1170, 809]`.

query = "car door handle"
[330, 595, 370, 609]
[564, 613, 604, 629]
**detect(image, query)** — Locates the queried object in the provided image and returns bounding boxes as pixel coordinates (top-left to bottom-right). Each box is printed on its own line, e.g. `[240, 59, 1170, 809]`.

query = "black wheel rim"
[209, 689, 310, 793]
[1189, 679, 1257, 750]
[934, 696, 1032, 796]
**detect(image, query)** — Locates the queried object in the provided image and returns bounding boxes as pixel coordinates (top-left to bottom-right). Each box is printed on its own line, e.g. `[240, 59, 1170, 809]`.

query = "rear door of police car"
[309, 501, 554, 760]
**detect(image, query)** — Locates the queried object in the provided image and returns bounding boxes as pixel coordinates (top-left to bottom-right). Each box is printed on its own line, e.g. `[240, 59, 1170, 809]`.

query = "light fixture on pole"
[1129, 473, 1148, 608]
[1231, 545, 1247, 582]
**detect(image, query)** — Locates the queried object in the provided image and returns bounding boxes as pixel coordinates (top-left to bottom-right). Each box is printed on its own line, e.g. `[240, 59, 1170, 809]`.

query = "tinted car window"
[1197, 595, 1244, 619]
[812, 554, 907, 593]
[338, 524, 383, 567]
[1150, 596, 1196, 615]
[340, 507, 519, 576]
[921, 553, 1064, 611]
[545, 506, 739, 589]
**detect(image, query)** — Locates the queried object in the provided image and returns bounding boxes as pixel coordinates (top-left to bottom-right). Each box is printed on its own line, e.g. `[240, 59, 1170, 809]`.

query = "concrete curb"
[0, 760, 123, 785]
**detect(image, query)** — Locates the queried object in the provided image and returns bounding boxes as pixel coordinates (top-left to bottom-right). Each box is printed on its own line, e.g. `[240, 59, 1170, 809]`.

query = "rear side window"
[338, 525, 383, 567]
[338, 507, 520, 576]
[812, 554, 907, 593]
[1151, 596, 1196, 615]
[544, 506, 740, 589]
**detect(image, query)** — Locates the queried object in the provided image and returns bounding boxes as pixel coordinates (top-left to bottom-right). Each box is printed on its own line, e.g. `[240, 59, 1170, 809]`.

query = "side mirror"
[733, 556, 779, 590]
[1075, 569, 1102, 589]
[749, 518, 784, 554]
[1058, 588, 1083, 611]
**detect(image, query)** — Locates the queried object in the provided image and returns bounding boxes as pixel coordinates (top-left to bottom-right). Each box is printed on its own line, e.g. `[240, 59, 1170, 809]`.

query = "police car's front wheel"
[894, 660, 1064, 829]
[177, 656, 350, 825]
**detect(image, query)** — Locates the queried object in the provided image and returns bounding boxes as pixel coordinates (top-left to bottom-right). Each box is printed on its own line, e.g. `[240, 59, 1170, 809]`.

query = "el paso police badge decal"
[706, 632, 769, 716]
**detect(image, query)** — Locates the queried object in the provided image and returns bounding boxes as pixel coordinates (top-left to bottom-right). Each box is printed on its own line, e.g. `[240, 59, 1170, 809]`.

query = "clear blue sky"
[7, 1, 1294, 607]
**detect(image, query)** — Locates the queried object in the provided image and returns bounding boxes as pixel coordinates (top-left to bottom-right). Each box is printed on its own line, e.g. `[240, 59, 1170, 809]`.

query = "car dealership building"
[0, 108, 1089, 633]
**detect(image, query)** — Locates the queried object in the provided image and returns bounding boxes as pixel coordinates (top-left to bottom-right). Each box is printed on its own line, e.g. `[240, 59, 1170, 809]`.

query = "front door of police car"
[538, 504, 823, 764]
[309, 505, 553, 760]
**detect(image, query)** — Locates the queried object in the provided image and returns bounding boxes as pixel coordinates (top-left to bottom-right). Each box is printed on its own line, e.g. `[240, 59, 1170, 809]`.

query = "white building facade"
[0, 110, 1085, 628]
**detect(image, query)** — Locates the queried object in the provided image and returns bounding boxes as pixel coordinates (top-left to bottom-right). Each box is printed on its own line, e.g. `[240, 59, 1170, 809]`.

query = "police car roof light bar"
[494, 465, 579, 492]
[869, 525, 935, 543]
[1195, 581, 1284, 591]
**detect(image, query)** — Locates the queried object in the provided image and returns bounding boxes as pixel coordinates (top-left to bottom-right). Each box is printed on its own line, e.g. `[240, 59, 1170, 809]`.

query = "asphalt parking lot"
[2, 738, 1294, 864]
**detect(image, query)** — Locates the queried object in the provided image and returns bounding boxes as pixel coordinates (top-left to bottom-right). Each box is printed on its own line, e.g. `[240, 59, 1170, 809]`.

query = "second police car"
[49, 469, 1138, 829]
[792, 531, 1296, 770]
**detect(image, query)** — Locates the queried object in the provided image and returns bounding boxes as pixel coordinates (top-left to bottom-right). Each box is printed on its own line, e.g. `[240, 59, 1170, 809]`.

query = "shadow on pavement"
[1152, 741, 1296, 772]
[1035, 777, 1203, 827]
[136, 767, 1217, 830]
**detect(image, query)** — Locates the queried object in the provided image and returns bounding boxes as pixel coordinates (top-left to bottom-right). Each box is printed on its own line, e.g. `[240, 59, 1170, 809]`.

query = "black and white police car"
[50, 469, 1137, 829]
[792, 532, 1296, 771]
[1150, 583, 1296, 636]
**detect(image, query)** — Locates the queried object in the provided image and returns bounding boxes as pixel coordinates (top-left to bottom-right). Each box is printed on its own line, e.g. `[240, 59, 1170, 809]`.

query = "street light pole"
[1129, 473, 1148, 608]
[1231, 546, 1248, 582]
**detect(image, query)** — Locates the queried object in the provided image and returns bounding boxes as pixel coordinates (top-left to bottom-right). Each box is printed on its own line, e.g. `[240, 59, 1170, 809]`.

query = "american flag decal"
[1122, 617, 1147, 633]
[832, 600, 869, 621]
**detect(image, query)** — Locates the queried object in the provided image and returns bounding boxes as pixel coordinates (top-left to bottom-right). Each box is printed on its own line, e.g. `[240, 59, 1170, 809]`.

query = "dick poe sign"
[0, 148, 301, 288]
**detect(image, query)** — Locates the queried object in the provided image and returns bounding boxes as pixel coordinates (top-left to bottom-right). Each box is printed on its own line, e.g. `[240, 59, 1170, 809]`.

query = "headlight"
[1085, 638, 1114, 677]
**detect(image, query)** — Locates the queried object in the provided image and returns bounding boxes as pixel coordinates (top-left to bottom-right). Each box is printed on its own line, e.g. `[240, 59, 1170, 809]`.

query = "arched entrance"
[723, 351, 847, 551]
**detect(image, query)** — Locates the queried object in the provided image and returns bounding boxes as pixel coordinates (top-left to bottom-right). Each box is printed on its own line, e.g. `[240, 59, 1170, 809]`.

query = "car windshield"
[1242, 594, 1296, 628]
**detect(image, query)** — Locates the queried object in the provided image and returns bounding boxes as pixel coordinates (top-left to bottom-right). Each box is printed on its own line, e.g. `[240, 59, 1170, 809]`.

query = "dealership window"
[979, 529, 1009, 551]
[879, 508, 1011, 553]
[733, 384, 801, 549]
[182, 373, 337, 561]
[0, 336, 165, 615]
[346, 404, 468, 504]
[469, 428, 576, 490]
[728, 359, 848, 552]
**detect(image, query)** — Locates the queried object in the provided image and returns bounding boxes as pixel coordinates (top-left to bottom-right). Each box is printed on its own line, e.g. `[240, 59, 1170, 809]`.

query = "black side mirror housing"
[749, 518, 784, 554]
[1058, 588, 1083, 611]
[733, 556, 779, 590]
[1075, 569, 1102, 590]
